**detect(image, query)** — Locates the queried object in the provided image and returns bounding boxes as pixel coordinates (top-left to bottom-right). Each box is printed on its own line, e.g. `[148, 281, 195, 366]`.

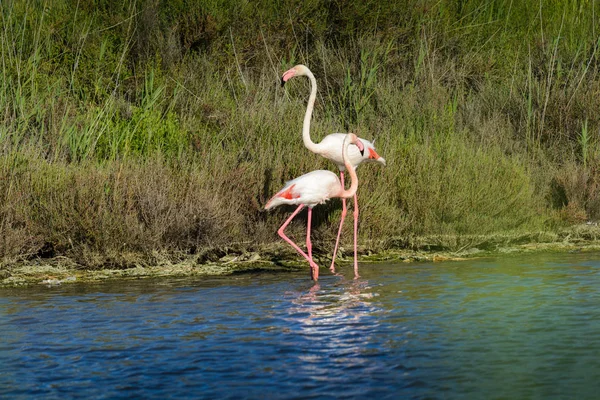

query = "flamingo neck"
[302, 70, 320, 154]
[338, 137, 358, 199]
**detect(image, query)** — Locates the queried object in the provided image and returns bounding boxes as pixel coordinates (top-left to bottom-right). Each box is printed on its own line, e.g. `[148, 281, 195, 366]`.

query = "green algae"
[2, 225, 600, 287]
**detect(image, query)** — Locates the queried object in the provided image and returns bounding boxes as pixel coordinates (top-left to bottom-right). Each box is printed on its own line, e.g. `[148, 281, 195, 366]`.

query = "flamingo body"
[265, 170, 341, 210]
[315, 133, 384, 171]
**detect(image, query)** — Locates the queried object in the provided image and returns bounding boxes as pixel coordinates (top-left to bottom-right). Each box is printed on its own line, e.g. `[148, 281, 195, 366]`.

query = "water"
[1, 252, 600, 399]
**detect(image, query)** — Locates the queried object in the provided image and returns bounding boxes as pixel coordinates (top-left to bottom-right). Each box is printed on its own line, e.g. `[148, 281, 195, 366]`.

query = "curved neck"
[302, 70, 320, 154]
[339, 137, 358, 198]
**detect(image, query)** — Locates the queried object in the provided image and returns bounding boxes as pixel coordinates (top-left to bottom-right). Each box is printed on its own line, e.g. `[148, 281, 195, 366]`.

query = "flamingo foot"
[310, 261, 320, 280]
[329, 250, 337, 272]
[329, 262, 336, 273]
[353, 261, 360, 280]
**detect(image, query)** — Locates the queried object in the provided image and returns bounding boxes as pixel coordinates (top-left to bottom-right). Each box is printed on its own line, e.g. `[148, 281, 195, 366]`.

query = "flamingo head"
[355, 138, 365, 156]
[281, 64, 310, 87]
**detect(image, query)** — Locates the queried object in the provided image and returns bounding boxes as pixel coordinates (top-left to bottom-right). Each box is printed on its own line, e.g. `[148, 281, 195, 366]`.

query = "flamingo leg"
[330, 172, 347, 273]
[353, 192, 360, 279]
[277, 204, 319, 280]
[306, 207, 313, 261]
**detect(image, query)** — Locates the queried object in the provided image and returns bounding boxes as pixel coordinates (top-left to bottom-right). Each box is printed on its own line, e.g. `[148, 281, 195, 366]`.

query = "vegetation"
[1, 0, 600, 270]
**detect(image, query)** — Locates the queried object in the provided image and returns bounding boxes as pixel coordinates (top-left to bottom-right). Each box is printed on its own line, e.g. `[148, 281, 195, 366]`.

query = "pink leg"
[277, 204, 319, 280]
[306, 207, 313, 261]
[353, 192, 360, 279]
[330, 172, 347, 273]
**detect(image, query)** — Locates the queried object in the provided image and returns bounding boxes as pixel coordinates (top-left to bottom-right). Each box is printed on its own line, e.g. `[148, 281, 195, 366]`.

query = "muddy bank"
[2, 225, 600, 287]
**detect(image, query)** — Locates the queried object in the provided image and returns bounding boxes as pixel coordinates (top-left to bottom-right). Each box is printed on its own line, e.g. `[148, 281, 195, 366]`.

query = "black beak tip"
[360, 148, 364, 156]
[280, 78, 285, 88]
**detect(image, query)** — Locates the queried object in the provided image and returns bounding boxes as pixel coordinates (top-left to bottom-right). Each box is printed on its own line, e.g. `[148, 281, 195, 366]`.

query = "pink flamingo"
[265, 133, 362, 280]
[281, 64, 386, 277]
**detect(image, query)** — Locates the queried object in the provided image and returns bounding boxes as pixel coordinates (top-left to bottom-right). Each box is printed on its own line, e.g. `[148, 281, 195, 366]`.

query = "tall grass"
[1, 0, 600, 266]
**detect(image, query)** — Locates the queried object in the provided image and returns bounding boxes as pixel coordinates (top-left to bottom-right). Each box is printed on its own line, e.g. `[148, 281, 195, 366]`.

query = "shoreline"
[2, 227, 600, 287]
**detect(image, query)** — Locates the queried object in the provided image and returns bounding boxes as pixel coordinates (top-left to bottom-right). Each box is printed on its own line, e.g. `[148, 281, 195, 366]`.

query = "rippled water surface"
[2, 252, 600, 399]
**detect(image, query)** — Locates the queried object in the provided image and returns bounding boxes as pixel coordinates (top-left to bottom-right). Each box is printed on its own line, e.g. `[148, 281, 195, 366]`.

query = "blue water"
[1, 252, 600, 399]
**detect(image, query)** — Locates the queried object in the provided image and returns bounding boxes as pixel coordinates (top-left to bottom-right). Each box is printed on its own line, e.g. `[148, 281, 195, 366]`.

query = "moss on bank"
[3, 225, 599, 287]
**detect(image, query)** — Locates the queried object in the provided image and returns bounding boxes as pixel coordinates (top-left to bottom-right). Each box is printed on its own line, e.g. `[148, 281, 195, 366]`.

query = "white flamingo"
[265, 133, 362, 280]
[281, 64, 386, 277]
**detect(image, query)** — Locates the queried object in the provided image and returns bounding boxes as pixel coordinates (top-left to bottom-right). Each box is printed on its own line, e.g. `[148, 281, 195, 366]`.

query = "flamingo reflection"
[281, 277, 383, 378]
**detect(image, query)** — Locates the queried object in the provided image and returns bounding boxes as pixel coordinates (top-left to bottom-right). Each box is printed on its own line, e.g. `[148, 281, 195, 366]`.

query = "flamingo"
[281, 64, 386, 277]
[265, 133, 362, 280]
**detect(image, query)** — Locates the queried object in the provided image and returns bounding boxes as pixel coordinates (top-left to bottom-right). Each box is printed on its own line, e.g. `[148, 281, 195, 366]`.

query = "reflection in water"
[276, 278, 390, 392]
[286, 279, 380, 377]
[1, 252, 600, 398]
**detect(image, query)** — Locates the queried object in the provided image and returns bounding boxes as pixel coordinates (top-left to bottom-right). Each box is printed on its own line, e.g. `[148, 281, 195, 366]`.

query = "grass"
[1, 0, 600, 270]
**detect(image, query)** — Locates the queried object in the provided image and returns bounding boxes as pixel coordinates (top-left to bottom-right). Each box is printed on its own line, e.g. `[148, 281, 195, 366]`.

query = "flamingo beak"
[367, 147, 386, 165]
[281, 69, 296, 87]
